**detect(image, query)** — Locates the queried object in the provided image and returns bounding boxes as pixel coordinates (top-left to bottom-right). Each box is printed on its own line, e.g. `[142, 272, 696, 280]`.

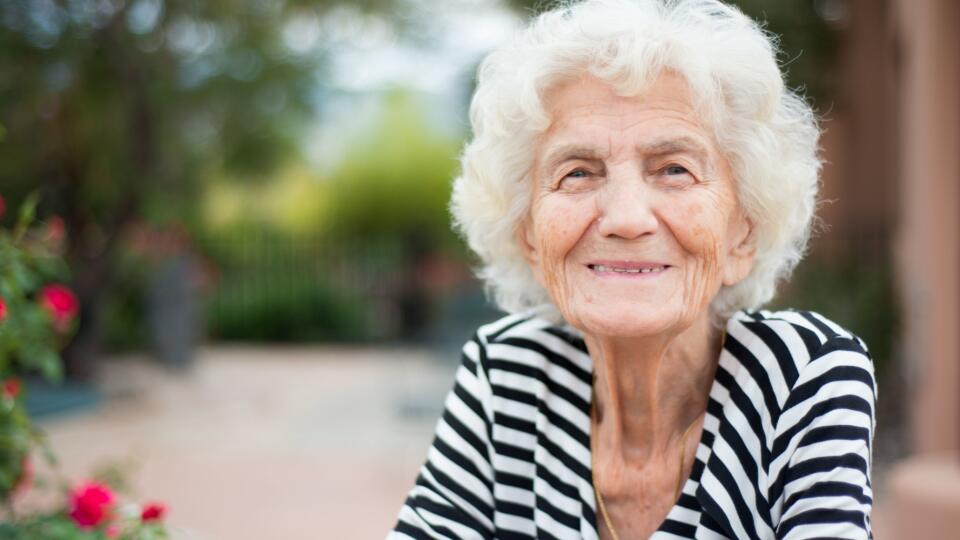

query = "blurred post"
[147, 253, 205, 369]
[886, 0, 960, 536]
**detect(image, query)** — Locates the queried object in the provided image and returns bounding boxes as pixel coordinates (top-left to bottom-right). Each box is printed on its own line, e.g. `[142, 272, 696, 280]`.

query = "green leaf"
[12, 194, 38, 243]
[36, 348, 63, 384]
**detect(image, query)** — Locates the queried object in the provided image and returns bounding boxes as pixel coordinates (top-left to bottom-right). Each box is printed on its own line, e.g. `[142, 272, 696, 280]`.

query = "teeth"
[592, 265, 666, 273]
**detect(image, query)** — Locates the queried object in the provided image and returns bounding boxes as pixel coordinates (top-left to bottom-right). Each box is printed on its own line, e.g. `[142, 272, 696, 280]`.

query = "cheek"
[536, 222, 577, 263]
[669, 201, 725, 262]
[532, 200, 592, 265]
[528, 198, 596, 317]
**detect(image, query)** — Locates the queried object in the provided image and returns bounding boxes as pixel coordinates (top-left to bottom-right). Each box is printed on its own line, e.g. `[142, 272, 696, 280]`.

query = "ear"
[722, 212, 756, 287]
[516, 218, 546, 287]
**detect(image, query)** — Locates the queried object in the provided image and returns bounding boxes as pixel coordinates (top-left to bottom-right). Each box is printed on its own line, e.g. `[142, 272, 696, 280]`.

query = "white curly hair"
[450, 0, 822, 321]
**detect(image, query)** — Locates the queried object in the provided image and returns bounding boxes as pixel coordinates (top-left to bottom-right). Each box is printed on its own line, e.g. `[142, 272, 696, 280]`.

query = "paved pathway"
[28, 346, 457, 540]
[19, 346, 895, 539]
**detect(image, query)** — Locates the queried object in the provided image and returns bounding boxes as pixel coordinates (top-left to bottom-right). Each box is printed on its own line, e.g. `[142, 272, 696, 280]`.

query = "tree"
[0, 0, 393, 377]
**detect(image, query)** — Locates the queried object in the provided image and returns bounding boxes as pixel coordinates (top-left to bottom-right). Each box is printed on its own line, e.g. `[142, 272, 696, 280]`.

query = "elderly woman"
[390, 0, 876, 538]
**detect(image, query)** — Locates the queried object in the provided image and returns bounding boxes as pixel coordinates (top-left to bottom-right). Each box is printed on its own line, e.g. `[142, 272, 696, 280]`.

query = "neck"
[586, 314, 722, 465]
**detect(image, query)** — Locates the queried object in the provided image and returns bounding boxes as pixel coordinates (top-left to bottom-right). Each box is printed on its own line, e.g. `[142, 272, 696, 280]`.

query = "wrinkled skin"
[520, 73, 754, 338]
[518, 72, 756, 538]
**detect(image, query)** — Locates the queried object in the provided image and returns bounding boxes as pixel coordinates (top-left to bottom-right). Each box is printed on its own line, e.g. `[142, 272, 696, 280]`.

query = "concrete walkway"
[27, 346, 457, 540]
[18, 346, 896, 539]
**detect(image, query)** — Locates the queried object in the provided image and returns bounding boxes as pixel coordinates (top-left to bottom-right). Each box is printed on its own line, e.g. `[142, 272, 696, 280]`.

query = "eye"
[564, 169, 590, 179]
[556, 168, 595, 187]
[554, 167, 598, 191]
[653, 162, 696, 189]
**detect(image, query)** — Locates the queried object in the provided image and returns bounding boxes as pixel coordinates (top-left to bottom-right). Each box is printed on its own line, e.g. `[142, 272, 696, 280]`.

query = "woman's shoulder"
[468, 309, 592, 378]
[728, 308, 871, 361]
[730, 308, 868, 347]
[724, 308, 876, 409]
[473, 308, 581, 347]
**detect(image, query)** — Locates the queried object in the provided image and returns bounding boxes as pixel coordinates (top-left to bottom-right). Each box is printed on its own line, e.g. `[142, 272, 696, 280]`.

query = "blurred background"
[0, 0, 956, 538]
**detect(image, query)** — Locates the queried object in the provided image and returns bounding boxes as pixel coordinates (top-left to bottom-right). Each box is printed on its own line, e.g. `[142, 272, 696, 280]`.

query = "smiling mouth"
[587, 263, 670, 274]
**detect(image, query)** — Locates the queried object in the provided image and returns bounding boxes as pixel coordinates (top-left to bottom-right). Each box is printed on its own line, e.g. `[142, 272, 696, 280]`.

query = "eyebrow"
[641, 136, 710, 161]
[539, 135, 711, 174]
[540, 144, 606, 175]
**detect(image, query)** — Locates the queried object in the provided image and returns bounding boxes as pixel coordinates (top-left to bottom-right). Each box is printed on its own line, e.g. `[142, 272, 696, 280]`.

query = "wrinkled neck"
[586, 315, 722, 463]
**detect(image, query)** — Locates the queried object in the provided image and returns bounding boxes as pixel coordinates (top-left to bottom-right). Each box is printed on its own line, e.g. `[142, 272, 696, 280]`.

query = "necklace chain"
[589, 330, 724, 539]
[589, 387, 699, 540]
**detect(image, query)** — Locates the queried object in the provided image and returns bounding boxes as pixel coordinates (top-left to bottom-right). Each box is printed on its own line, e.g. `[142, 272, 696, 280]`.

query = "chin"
[564, 302, 684, 339]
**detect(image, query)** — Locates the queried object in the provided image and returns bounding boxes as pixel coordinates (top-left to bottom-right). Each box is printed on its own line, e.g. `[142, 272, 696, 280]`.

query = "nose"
[595, 168, 659, 239]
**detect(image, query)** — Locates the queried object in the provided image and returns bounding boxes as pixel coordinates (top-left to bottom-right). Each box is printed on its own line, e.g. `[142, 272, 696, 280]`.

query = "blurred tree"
[325, 90, 460, 249]
[324, 90, 462, 339]
[0, 0, 394, 377]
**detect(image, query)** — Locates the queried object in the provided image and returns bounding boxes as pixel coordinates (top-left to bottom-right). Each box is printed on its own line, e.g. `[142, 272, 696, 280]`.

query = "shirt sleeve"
[388, 337, 497, 540]
[772, 336, 877, 540]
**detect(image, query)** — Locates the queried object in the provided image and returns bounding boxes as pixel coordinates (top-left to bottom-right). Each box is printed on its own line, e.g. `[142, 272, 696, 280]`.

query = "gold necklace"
[589, 391, 700, 540]
[589, 329, 724, 539]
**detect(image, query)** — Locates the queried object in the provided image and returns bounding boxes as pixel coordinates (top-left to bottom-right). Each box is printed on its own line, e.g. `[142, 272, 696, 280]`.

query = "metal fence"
[198, 228, 409, 342]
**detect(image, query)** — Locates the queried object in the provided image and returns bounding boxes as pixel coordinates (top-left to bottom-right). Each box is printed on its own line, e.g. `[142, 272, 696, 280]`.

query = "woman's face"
[520, 72, 755, 338]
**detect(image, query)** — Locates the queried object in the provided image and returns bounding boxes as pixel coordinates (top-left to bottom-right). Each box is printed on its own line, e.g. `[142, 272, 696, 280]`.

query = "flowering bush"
[68, 482, 116, 529]
[0, 195, 169, 539]
[38, 285, 80, 335]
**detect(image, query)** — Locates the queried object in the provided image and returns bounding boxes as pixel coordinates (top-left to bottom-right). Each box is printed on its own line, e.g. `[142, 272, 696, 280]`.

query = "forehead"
[538, 72, 716, 153]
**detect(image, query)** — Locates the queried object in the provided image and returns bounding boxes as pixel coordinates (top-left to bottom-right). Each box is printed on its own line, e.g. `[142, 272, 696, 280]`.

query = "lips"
[586, 261, 671, 274]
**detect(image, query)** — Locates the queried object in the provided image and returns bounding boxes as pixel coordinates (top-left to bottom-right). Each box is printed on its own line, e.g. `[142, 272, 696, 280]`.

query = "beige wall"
[885, 0, 960, 536]
[815, 0, 899, 262]
[894, 0, 960, 456]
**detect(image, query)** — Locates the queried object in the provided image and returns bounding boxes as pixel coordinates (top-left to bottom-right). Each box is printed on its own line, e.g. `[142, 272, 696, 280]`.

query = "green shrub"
[207, 270, 369, 342]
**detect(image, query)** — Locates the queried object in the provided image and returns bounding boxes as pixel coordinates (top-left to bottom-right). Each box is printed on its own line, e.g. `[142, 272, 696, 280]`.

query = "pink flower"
[0, 296, 7, 322]
[38, 284, 79, 333]
[0, 194, 5, 219]
[105, 525, 120, 538]
[2, 378, 20, 400]
[47, 215, 65, 245]
[140, 502, 166, 522]
[68, 481, 115, 529]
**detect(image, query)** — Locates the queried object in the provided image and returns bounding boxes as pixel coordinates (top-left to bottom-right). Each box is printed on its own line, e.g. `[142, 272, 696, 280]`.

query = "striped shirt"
[389, 309, 876, 539]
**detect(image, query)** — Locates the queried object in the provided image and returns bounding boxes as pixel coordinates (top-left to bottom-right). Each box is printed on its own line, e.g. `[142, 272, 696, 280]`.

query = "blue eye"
[664, 165, 689, 175]
[565, 169, 589, 178]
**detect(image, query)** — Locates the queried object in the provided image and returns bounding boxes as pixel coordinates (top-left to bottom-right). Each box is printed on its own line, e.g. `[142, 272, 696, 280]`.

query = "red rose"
[140, 502, 166, 522]
[0, 296, 7, 322]
[2, 378, 21, 400]
[0, 194, 5, 219]
[38, 284, 79, 333]
[68, 481, 115, 529]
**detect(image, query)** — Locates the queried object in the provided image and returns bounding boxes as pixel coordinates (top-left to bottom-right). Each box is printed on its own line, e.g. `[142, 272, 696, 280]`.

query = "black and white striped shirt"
[389, 309, 876, 539]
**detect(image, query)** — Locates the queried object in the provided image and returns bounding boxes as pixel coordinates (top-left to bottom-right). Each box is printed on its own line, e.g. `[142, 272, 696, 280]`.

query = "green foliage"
[0, 196, 169, 540]
[0, 0, 398, 366]
[209, 268, 369, 342]
[200, 225, 400, 342]
[200, 163, 330, 237]
[0, 196, 68, 505]
[0, 0, 396, 203]
[324, 90, 462, 249]
[100, 279, 149, 352]
[0, 400, 33, 501]
[0, 516, 106, 540]
[196, 91, 465, 343]
[0, 198, 69, 382]
[0, 515, 168, 540]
